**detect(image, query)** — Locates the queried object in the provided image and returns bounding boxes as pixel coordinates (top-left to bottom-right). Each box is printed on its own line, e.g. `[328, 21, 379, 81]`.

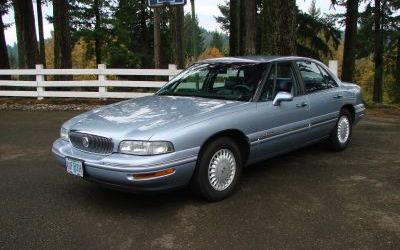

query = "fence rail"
[0, 64, 181, 99]
[0, 60, 338, 100]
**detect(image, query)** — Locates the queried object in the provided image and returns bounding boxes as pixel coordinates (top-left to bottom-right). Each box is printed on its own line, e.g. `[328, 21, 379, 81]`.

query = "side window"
[260, 63, 295, 101]
[296, 61, 334, 94]
[318, 65, 338, 88]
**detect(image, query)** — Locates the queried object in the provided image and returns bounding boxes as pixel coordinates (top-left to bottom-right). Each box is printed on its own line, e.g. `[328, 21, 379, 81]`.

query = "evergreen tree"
[262, 0, 297, 55]
[332, 0, 359, 82]
[373, 0, 384, 103]
[297, 7, 341, 60]
[36, 0, 46, 68]
[183, 13, 203, 59]
[210, 31, 224, 52]
[13, 0, 39, 69]
[69, 0, 112, 65]
[53, 0, 72, 73]
[171, 5, 184, 68]
[0, 0, 10, 77]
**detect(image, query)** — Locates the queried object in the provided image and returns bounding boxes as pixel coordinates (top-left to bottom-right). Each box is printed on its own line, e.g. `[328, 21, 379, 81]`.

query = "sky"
[1, 0, 351, 45]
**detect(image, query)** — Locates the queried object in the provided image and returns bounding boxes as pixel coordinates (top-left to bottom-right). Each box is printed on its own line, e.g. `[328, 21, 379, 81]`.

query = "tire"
[190, 137, 243, 202]
[327, 109, 352, 151]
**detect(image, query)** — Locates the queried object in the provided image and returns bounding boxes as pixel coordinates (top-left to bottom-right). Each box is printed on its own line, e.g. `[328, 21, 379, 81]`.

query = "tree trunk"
[261, 0, 297, 55]
[229, 0, 238, 56]
[243, 0, 256, 55]
[172, 6, 184, 69]
[53, 0, 72, 74]
[342, 0, 358, 82]
[239, 0, 246, 55]
[373, 0, 383, 103]
[36, 0, 46, 68]
[0, 15, 10, 79]
[396, 36, 400, 89]
[190, 0, 197, 59]
[13, 0, 39, 69]
[153, 7, 161, 69]
[94, 0, 102, 65]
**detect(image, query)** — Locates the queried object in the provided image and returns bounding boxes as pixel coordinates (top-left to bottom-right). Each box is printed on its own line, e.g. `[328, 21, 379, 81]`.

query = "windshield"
[157, 63, 267, 101]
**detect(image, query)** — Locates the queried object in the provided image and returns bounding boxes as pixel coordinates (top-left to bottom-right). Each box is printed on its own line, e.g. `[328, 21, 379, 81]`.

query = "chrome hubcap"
[208, 149, 237, 191]
[337, 116, 350, 144]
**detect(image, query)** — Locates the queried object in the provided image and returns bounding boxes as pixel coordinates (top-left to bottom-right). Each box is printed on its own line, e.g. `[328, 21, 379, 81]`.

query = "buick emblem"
[82, 137, 90, 148]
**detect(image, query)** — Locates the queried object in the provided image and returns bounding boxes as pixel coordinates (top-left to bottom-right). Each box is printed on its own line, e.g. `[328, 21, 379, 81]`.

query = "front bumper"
[52, 139, 198, 192]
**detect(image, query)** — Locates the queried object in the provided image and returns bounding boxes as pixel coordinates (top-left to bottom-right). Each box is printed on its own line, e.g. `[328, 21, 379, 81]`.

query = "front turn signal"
[129, 168, 175, 180]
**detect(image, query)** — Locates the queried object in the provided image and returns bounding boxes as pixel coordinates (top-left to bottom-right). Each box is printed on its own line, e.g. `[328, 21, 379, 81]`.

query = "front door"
[250, 62, 311, 162]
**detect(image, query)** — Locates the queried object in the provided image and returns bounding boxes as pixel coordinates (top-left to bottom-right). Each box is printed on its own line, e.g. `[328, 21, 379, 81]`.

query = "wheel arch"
[198, 129, 251, 165]
[341, 104, 355, 122]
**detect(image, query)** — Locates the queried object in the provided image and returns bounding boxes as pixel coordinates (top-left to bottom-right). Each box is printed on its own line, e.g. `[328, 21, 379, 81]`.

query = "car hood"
[67, 95, 243, 140]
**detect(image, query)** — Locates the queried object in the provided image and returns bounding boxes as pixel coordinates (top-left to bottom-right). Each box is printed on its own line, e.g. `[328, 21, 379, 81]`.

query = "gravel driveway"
[0, 110, 399, 250]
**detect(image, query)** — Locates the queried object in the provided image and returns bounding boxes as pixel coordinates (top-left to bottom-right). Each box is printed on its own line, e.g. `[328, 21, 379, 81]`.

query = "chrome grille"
[69, 131, 113, 154]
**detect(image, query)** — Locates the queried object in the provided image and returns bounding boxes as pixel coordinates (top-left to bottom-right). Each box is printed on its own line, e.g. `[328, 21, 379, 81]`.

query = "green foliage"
[356, 1, 400, 103]
[210, 31, 224, 52]
[215, 1, 229, 32]
[297, 10, 341, 60]
[215, 0, 339, 58]
[7, 43, 18, 68]
[69, 0, 113, 60]
[0, 0, 11, 15]
[107, 43, 140, 68]
[183, 13, 204, 58]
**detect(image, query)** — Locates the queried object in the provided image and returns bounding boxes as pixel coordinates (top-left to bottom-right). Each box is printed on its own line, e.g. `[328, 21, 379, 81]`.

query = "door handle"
[296, 102, 308, 108]
[333, 94, 343, 99]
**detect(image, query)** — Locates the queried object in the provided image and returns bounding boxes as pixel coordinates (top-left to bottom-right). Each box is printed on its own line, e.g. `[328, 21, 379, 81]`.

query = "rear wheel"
[190, 137, 242, 201]
[327, 109, 352, 151]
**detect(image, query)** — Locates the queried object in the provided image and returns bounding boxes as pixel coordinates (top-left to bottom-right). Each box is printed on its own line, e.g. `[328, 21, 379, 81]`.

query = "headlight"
[119, 141, 174, 155]
[60, 127, 69, 141]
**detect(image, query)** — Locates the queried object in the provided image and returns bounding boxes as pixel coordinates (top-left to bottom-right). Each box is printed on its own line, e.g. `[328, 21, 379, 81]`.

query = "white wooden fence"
[0, 61, 339, 100]
[0, 64, 181, 99]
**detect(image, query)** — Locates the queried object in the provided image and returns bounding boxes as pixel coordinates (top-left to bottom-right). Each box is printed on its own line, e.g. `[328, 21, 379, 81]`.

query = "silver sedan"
[52, 56, 365, 201]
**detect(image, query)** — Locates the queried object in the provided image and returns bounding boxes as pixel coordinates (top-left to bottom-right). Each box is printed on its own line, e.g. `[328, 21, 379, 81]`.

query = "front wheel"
[327, 109, 352, 151]
[190, 137, 242, 201]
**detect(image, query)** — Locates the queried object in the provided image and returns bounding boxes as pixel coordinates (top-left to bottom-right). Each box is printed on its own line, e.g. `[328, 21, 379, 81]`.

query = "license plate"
[66, 158, 84, 178]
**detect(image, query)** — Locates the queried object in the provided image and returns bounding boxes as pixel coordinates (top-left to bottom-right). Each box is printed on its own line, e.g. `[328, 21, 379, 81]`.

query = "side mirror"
[273, 92, 294, 106]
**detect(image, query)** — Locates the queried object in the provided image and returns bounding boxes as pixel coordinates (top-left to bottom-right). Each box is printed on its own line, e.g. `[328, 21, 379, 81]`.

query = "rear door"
[295, 60, 343, 141]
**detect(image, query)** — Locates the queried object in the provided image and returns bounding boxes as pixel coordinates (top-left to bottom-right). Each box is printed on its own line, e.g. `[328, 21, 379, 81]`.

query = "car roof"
[199, 56, 315, 64]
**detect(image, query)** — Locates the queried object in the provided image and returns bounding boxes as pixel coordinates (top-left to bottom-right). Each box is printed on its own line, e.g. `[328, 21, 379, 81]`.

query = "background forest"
[0, 0, 399, 104]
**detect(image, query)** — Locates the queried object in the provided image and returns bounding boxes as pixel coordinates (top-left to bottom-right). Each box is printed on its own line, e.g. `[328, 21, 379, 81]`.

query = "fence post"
[168, 64, 177, 81]
[98, 64, 107, 99]
[329, 60, 338, 76]
[36, 64, 44, 100]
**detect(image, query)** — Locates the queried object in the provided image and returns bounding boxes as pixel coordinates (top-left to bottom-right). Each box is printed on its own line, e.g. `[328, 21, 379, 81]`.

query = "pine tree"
[13, 0, 39, 69]
[36, 0, 46, 68]
[154, 7, 161, 68]
[172, 6, 184, 68]
[53, 0, 72, 72]
[0, 0, 10, 79]
[210, 31, 224, 52]
[184, 13, 203, 59]
[332, 0, 358, 82]
[373, 0, 383, 103]
[243, 0, 256, 55]
[261, 0, 297, 55]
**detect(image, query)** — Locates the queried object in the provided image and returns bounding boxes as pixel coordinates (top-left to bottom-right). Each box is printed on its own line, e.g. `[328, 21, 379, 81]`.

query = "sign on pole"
[147, 0, 187, 8]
